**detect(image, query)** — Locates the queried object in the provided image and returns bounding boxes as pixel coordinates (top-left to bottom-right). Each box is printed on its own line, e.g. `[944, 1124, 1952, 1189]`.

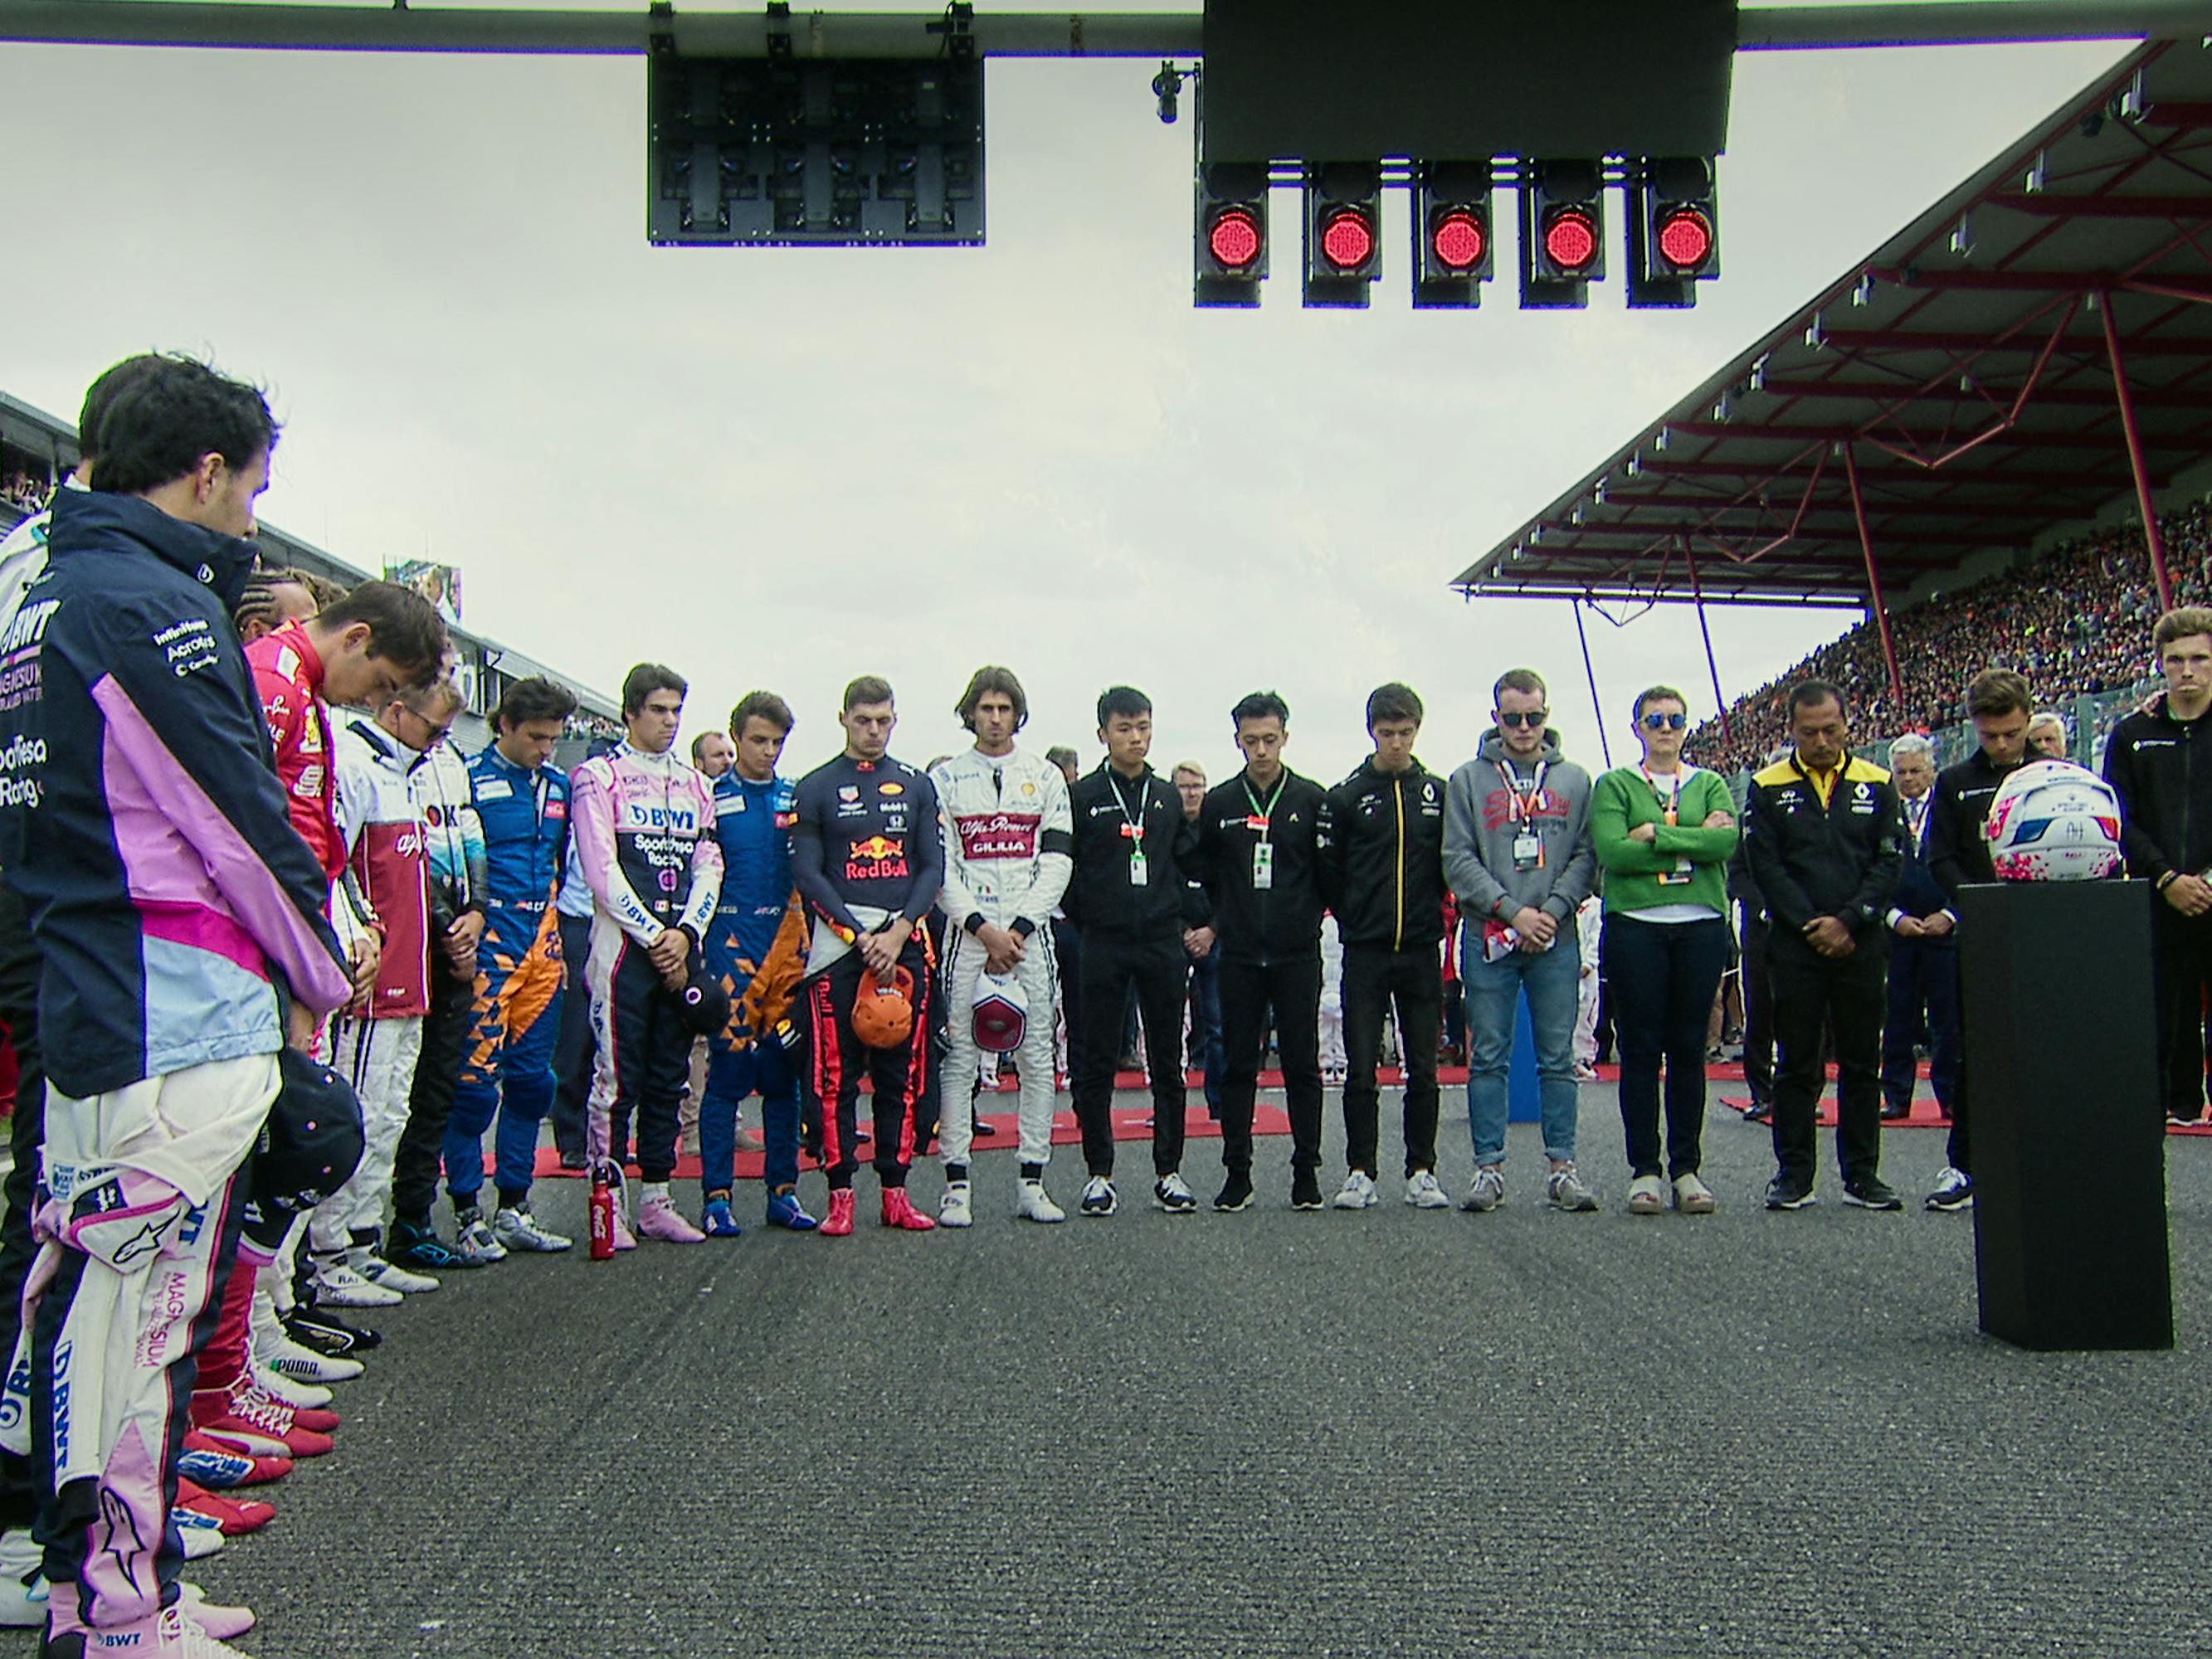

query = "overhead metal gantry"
[0, 0, 2205, 56]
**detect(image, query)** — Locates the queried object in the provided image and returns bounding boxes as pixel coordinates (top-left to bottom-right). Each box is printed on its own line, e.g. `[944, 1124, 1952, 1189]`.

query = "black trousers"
[1604, 914, 1729, 1180]
[1219, 954, 1323, 1178]
[1073, 929, 1191, 1180]
[1768, 927, 1887, 1185]
[804, 945, 930, 1190]
[393, 961, 474, 1224]
[1051, 917, 1084, 1085]
[2152, 905, 2212, 1123]
[1340, 943, 1441, 1178]
[549, 911, 593, 1161]
[1738, 903, 1776, 1109]
[0, 878, 43, 1535]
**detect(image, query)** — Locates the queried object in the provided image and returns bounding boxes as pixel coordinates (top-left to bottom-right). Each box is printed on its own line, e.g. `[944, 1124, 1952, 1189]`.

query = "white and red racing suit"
[312, 717, 431, 1263]
[928, 747, 1072, 1175]
[570, 742, 721, 1184]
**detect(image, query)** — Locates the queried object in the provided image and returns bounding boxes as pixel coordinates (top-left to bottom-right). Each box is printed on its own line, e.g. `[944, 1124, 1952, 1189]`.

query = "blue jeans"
[1462, 917, 1582, 1166]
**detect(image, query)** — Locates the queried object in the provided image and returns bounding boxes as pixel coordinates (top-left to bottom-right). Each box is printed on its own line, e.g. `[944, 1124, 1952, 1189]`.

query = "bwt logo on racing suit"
[954, 814, 1040, 861]
[621, 803, 699, 834]
[846, 834, 909, 882]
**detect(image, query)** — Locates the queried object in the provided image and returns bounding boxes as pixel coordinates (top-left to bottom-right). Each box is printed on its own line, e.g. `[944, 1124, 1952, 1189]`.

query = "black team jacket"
[1063, 762, 1207, 938]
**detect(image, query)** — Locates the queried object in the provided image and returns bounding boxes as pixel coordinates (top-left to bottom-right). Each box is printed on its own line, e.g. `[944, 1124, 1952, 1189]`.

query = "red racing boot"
[820, 1190, 855, 1237]
[880, 1189, 937, 1232]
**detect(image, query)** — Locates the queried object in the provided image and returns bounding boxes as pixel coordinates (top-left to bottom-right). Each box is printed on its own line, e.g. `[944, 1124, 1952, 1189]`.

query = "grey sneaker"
[1547, 1164, 1600, 1212]
[1460, 1165, 1507, 1212]
[1404, 1170, 1451, 1209]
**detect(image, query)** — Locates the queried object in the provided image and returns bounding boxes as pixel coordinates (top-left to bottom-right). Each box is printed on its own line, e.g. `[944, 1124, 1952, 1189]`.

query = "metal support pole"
[1682, 539, 1732, 746]
[1840, 444, 1907, 715]
[2100, 289, 2176, 614]
[1572, 598, 1614, 771]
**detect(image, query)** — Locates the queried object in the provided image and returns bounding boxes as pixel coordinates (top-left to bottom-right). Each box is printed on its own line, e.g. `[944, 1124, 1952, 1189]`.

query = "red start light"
[1320, 208, 1377, 271]
[1657, 207, 1715, 270]
[1208, 207, 1263, 271]
[1542, 207, 1600, 274]
[1431, 210, 1487, 272]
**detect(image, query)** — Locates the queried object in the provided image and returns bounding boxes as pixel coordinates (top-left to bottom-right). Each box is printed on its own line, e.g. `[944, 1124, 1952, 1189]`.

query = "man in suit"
[1878, 736, 1960, 1123]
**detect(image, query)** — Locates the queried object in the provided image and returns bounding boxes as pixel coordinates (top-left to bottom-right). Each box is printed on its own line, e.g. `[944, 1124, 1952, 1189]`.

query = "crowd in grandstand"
[1693, 503, 2211, 774]
[1, 472, 47, 514]
[0, 353, 2206, 1657]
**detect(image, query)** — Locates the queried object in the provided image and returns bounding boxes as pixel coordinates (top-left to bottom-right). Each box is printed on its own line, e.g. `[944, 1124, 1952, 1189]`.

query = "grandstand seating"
[1692, 504, 2210, 776]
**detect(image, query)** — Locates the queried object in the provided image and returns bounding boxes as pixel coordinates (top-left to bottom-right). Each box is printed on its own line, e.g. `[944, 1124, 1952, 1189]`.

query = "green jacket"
[1590, 765, 1738, 916]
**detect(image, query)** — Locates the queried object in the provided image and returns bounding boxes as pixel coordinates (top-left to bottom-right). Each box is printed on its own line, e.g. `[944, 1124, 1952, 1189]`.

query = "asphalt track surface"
[43, 1085, 2212, 1659]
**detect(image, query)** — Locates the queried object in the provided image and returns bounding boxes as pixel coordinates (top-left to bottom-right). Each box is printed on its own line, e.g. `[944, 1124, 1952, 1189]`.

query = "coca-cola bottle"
[588, 1170, 615, 1261]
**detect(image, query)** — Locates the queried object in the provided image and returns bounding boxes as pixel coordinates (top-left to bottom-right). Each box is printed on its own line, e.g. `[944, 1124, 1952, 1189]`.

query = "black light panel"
[648, 56, 984, 247]
[1201, 0, 1733, 164]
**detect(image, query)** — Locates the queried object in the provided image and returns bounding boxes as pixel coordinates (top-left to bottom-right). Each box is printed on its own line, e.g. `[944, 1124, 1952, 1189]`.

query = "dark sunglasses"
[1641, 712, 1688, 731]
[1498, 710, 1547, 730]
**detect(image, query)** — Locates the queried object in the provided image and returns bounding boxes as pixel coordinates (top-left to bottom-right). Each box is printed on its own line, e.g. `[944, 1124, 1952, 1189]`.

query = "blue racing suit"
[442, 746, 570, 1210]
[700, 770, 810, 1198]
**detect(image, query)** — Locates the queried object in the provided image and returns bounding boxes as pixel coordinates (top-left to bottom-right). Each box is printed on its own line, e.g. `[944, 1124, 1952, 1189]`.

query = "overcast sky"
[0, 4, 2127, 783]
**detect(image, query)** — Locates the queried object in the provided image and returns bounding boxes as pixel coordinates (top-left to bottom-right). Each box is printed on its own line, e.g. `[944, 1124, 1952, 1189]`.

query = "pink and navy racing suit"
[570, 742, 720, 1183]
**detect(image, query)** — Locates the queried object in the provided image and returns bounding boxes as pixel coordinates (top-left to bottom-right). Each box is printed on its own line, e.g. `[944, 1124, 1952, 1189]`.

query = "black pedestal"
[1959, 879, 2171, 1350]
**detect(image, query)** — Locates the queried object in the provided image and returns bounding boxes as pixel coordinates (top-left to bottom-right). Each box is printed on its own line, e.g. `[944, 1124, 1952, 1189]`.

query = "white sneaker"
[176, 1520, 224, 1560]
[310, 1258, 402, 1308]
[1079, 1175, 1118, 1217]
[1460, 1165, 1507, 1212]
[1404, 1170, 1450, 1209]
[1015, 1180, 1066, 1224]
[492, 1207, 573, 1253]
[1333, 1170, 1378, 1209]
[353, 1250, 438, 1296]
[0, 1526, 41, 1627]
[254, 1326, 363, 1385]
[938, 1181, 974, 1228]
[246, 1355, 331, 1410]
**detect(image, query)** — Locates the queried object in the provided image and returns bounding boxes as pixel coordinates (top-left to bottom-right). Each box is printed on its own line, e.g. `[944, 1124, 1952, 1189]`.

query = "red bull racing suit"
[790, 753, 943, 1191]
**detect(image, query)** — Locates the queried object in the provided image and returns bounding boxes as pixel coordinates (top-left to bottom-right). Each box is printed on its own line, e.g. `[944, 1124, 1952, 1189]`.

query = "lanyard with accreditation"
[1243, 774, 1288, 891]
[1499, 761, 1547, 872]
[1642, 765, 1696, 885]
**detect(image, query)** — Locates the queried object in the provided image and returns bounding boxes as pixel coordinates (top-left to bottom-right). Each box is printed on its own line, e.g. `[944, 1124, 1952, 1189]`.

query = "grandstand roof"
[1454, 39, 2212, 611]
[0, 390, 618, 722]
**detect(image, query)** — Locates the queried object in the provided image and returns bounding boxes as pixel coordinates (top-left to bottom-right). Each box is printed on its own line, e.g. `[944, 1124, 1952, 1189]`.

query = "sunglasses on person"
[1498, 710, 1547, 729]
[1640, 711, 1688, 731]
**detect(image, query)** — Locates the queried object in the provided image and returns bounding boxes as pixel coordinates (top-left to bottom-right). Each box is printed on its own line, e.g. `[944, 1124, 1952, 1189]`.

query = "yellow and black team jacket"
[1319, 757, 1449, 951]
[1742, 752, 1908, 937]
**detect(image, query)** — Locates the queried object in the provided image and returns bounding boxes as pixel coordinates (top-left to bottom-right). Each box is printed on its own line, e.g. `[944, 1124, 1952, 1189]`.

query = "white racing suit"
[929, 747, 1074, 1173]
[311, 718, 433, 1258]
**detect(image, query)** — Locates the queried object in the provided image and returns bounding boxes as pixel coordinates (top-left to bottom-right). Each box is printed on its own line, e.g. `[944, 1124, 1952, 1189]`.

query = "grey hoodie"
[1442, 727, 1597, 928]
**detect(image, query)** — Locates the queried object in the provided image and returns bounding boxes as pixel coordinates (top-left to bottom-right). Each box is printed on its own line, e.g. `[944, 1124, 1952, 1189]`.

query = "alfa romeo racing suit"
[571, 743, 720, 1184]
[790, 753, 943, 1191]
[312, 717, 431, 1266]
[445, 745, 570, 1213]
[929, 747, 1072, 1178]
[700, 770, 809, 1199]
